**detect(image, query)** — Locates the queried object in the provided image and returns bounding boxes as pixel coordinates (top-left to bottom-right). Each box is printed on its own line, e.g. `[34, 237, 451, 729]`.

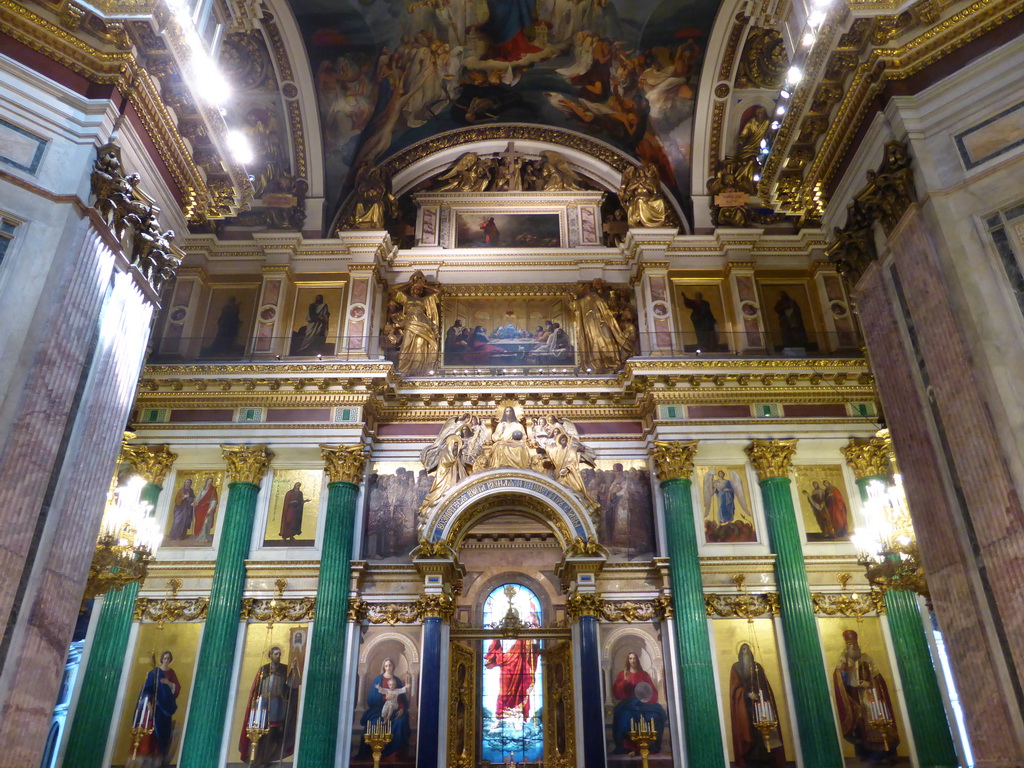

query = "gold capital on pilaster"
[122, 443, 178, 486]
[566, 593, 605, 619]
[416, 593, 456, 620]
[651, 440, 699, 482]
[841, 438, 891, 480]
[321, 444, 368, 485]
[221, 445, 273, 485]
[745, 439, 797, 481]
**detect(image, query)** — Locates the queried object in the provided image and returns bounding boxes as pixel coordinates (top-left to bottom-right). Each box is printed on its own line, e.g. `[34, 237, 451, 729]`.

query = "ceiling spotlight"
[802, 31, 816, 47]
[776, 106, 786, 116]
[317, 353, 323, 360]
[428, 370, 434, 375]
[786, 66, 803, 86]
[771, 121, 781, 130]
[226, 130, 254, 164]
[274, 354, 281, 360]
[780, 90, 791, 99]
[696, 349, 702, 355]
[753, 174, 761, 182]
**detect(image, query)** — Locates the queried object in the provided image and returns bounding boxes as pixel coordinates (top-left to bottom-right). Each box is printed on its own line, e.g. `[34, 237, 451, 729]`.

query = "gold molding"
[762, 0, 1023, 214]
[134, 596, 208, 625]
[811, 591, 885, 618]
[0, 0, 231, 222]
[705, 592, 780, 619]
[241, 596, 316, 625]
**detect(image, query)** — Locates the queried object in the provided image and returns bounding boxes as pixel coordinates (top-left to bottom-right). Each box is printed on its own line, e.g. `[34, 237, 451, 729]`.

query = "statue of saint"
[390, 271, 440, 376]
[573, 278, 631, 374]
[620, 163, 668, 228]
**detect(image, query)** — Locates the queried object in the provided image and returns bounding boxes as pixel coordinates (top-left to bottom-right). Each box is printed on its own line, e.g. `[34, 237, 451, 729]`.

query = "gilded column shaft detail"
[655, 440, 727, 768]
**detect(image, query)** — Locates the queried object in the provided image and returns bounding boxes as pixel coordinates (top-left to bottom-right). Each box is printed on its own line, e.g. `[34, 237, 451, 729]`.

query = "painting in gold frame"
[694, 465, 757, 543]
[793, 465, 853, 542]
[163, 470, 225, 547]
[758, 282, 818, 352]
[263, 469, 323, 547]
[288, 284, 346, 357]
[712, 618, 795, 768]
[600, 622, 673, 765]
[818, 617, 910, 766]
[365, 461, 428, 562]
[351, 624, 420, 766]
[111, 622, 202, 767]
[671, 281, 728, 353]
[582, 459, 655, 561]
[229, 623, 309, 767]
[441, 294, 574, 368]
[200, 284, 259, 358]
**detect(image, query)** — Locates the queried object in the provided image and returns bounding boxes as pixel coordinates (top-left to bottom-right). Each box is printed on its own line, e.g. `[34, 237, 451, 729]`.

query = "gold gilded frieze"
[241, 596, 316, 625]
[705, 592, 780, 620]
[762, 0, 1022, 215]
[811, 591, 885, 618]
[135, 596, 209, 625]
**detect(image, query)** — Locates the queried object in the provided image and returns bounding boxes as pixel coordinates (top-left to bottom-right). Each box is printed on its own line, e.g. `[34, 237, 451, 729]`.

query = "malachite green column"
[65, 441, 177, 768]
[296, 444, 367, 767]
[651, 441, 726, 768]
[843, 438, 958, 768]
[746, 439, 844, 768]
[178, 445, 272, 768]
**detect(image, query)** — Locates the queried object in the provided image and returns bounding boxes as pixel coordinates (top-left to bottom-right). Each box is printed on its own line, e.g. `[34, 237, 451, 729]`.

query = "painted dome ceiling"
[286, 0, 725, 218]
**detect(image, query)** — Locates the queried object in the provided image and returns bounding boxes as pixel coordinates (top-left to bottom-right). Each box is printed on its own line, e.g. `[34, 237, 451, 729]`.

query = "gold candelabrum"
[245, 694, 271, 765]
[751, 693, 778, 745]
[853, 472, 928, 598]
[129, 696, 155, 761]
[627, 717, 657, 768]
[865, 693, 895, 751]
[84, 476, 161, 605]
[364, 718, 394, 768]
[852, 430, 928, 599]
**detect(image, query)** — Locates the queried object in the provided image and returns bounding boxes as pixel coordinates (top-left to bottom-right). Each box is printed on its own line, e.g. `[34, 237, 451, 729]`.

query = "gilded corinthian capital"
[221, 445, 273, 485]
[321, 444, 368, 485]
[841, 438, 891, 480]
[122, 443, 178, 486]
[651, 440, 699, 482]
[745, 439, 797, 481]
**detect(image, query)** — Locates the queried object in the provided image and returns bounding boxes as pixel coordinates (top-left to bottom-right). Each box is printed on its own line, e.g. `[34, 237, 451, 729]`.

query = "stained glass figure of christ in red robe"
[484, 638, 538, 722]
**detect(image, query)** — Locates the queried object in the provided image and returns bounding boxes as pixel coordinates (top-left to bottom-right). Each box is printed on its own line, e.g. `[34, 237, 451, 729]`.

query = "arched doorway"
[427, 475, 597, 768]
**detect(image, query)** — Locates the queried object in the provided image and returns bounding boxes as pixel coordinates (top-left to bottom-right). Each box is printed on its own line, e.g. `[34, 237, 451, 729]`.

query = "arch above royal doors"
[419, 468, 602, 552]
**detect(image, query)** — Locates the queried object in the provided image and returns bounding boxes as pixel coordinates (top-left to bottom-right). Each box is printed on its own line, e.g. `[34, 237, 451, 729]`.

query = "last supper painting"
[298, 0, 719, 216]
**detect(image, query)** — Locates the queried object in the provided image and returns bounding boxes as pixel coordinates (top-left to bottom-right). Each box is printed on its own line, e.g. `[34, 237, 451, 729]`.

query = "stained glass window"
[481, 584, 544, 764]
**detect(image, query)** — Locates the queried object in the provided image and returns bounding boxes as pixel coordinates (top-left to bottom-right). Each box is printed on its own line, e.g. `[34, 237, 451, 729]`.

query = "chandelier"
[84, 476, 163, 605]
[852, 470, 928, 599]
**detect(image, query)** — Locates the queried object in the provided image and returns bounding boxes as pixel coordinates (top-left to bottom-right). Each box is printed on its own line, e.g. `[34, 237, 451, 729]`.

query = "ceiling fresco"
[289, 0, 724, 216]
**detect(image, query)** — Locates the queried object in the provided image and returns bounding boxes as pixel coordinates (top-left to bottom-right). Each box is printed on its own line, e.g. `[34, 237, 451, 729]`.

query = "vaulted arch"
[421, 468, 600, 549]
